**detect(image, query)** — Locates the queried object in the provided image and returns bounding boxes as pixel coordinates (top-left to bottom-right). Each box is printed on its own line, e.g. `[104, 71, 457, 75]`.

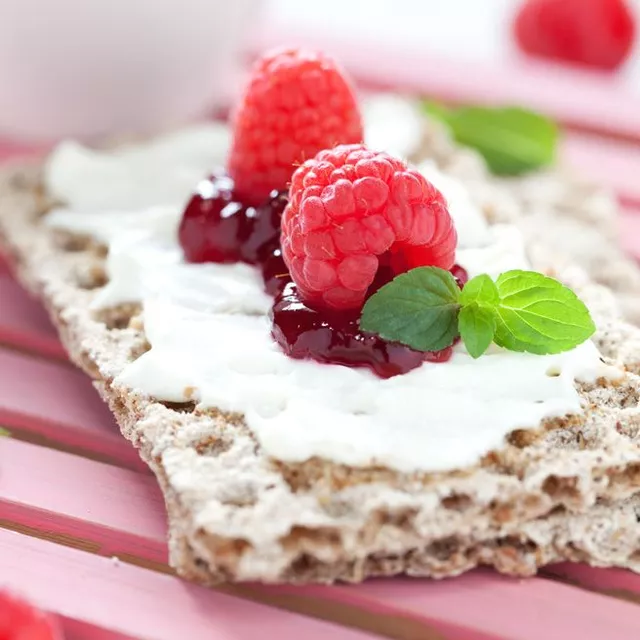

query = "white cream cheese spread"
[43, 98, 618, 473]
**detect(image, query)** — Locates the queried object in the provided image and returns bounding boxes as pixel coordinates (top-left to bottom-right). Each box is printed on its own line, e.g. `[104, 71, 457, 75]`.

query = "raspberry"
[281, 144, 457, 311]
[513, 0, 635, 70]
[228, 48, 364, 205]
[0, 591, 62, 640]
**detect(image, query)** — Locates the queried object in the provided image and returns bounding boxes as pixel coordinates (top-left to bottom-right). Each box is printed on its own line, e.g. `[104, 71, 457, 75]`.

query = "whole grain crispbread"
[1, 121, 640, 583]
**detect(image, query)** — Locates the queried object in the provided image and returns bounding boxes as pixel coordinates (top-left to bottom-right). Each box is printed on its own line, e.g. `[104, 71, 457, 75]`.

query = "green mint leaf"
[0, 427, 10, 438]
[360, 266, 460, 352]
[460, 274, 499, 308]
[423, 102, 558, 176]
[493, 270, 595, 354]
[459, 303, 496, 359]
[360, 266, 594, 361]
[423, 101, 451, 123]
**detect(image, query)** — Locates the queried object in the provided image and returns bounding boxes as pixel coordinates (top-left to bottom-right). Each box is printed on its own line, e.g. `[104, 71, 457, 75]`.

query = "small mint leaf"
[360, 267, 460, 352]
[0, 427, 10, 438]
[423, 103, 558, 176]
[459, 303, 496, 359]
[460, 274, 499, 308]
[494, 270, 595, 354]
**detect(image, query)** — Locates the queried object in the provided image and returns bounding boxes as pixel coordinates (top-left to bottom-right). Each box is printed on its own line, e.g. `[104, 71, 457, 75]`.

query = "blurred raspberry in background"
[0, 590, 62, 640]
[513, 0, 636, 70]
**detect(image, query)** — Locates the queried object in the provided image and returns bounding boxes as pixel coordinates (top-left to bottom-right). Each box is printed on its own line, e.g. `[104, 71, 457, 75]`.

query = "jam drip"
[179, 172, 468, 378]
[272, 282, 454, 379]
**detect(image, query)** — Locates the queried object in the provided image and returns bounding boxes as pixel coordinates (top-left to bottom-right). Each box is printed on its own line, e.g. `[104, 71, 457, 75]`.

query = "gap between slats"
[2, 436, 640, 640]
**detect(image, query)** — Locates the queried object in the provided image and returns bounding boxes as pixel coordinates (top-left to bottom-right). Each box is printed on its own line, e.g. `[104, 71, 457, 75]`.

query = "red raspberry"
[227, 48, 364, 205]
[513, 0, 635, 70]
[281, 144, 457, 311]
[0, 591, 62, 640]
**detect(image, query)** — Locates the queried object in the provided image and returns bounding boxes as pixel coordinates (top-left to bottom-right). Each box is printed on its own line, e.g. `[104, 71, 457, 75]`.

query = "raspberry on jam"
[179, 171, 286, 266]
[281, 144, 457, 312]
[271, 282, 451, 378]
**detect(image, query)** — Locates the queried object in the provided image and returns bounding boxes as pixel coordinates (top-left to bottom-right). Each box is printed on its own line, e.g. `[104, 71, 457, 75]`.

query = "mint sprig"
[360, 268, 595, 358]
[422, 103, 558, 176]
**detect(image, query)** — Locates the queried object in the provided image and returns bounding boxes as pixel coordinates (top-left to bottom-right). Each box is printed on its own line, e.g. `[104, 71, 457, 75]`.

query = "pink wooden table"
[2, 51, 640, 639]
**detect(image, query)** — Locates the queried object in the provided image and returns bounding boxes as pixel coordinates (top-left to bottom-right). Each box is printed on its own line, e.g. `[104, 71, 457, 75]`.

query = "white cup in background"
[0, 0, 260, 142]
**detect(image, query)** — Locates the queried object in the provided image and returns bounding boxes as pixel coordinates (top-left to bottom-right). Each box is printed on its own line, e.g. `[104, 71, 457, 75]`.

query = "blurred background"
[0, 0, 638, 142]
[263, 0, 640, 81]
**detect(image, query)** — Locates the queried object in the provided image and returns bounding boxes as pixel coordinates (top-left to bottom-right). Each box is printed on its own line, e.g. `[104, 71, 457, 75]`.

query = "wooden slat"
[543, 564, 640, 605]
[0, 529, 375, 640]
[0, 437, 166, 563]
[0, 348, 146, 472]
[329, 573, 640, 639]
[275, 575, 640, 640]
[0, 273, 66, 360]
[256, 577, 640, 640]
[3, 436, 640, 640]
[561, 134, 640, 207]
[0, 142, 46, 164]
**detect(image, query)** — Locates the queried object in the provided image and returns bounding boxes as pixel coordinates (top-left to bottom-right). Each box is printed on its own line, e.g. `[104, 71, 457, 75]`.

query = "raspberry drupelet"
[281, 144, 458, 312]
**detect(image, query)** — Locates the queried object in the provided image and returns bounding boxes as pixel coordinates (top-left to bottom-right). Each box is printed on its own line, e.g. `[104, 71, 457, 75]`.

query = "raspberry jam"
[179, 171, 465, 378]
[179, 171, 286, 265]
[451, 264, 469, 288]
[271, 282, 453, 378]
[261, 247, 290, 296]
